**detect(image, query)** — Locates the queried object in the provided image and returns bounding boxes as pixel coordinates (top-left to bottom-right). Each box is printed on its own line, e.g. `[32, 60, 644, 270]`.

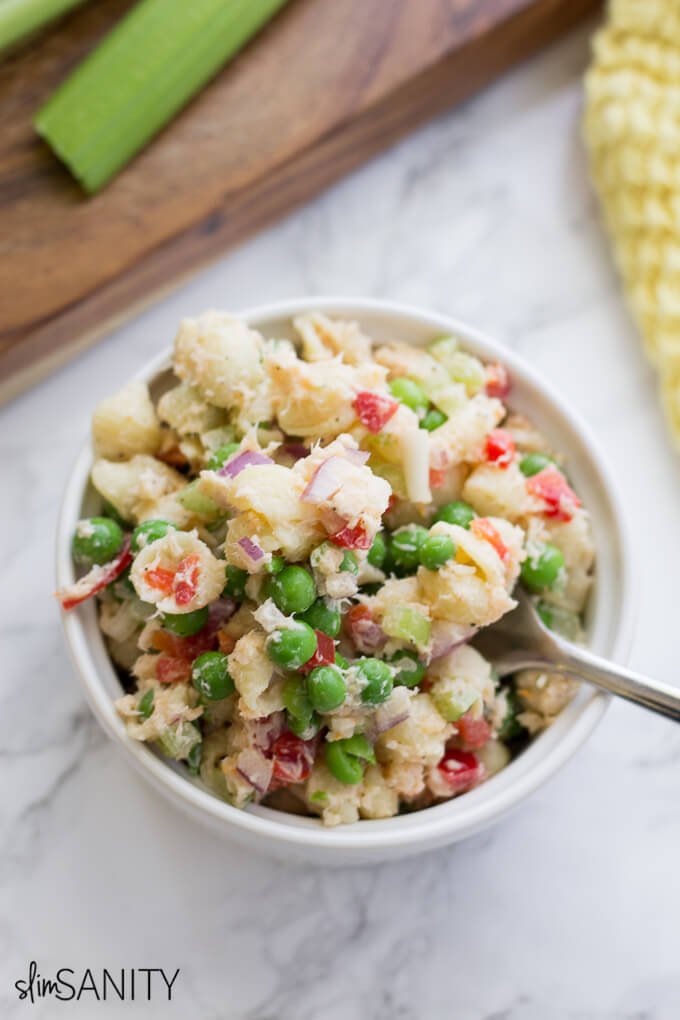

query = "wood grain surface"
[0, 0, 600, 403]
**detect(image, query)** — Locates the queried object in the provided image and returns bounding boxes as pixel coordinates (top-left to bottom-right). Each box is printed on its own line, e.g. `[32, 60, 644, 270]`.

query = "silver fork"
[473, 588, 680, 722]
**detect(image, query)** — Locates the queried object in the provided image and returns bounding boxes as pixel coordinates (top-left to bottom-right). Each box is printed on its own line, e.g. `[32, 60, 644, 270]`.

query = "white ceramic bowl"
[57, 297, 634, 865]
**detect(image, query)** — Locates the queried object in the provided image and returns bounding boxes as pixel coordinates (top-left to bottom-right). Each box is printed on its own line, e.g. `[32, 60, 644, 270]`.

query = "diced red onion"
[208, 597, 238, 629]
[218, 450, 272, 478]
[301, 456, 356, 504]
[238, 536, 264, 563]
[282, 443, 309, 461]
[349, 615, 386, 654]
[343, 447, 370, 466]
[320, 508, 346, 534]
[236, 748, 274, 794]
[251, 713, 285, 754]
[427, 622, 477, 662]
[373, 689, 411, 734]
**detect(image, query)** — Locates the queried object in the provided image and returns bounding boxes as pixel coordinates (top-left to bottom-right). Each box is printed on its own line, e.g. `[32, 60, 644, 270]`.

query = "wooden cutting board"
[0, 0, 600, 404]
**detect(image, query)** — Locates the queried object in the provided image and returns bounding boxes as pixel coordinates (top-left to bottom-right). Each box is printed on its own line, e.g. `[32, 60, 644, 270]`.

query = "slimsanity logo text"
[14, 962, 180, 1003]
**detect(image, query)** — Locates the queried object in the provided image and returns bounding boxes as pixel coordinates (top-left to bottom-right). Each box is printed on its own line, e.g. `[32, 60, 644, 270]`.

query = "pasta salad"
[59, 311, 594, 826]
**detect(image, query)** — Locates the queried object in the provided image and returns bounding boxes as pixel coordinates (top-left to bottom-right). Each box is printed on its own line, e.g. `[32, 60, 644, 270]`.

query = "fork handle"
[502, 644, 680, 723]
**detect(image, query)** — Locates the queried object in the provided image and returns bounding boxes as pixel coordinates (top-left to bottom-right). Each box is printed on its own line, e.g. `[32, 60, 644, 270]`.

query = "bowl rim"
[57, 296, 636, 851]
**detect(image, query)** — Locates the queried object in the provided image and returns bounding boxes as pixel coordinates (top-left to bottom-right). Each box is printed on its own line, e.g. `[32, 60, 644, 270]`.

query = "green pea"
[324, 742, 365, 785]
[187, 741, 203, 775]
[389, 649, 426, 689]
[267, 555, 286, 575]
[223, 565, 249, 600]
[191, 651, 235, 701]
[308, 665, 346, 713]
[520, 543, 565, 592]
[340, 733, 376, 762]
[282, 676, 315, 725]
[335, 651, 349, 669]
[339, 550, 358, 574]
[267, 623, 317, 670]
[367, 531, 387, 569]
[264, 565, 316, 615]
[207, 443, 240, 470]
[519, 452, 554, 477]
[420, 408, 447, 432]
[131, 518, 174, 552]
[419, 534, 455, 570]
[287, 711, 321, 739]
[434, 500, 476, 529]
[389, 377, 430, 414]
[300, 598, 341, 638]
[137, 688, 154, 719]
[390, 525, 428, 570]
[161, 607, 209, 637]
[358, 658, 393, 704]
[324, 733, 376, 785]
[72, 517, 123, 566]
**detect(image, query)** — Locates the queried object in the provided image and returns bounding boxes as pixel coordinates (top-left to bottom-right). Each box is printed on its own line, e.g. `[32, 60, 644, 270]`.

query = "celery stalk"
[35, 0, 291, 193]
[0, 0, 88, 58]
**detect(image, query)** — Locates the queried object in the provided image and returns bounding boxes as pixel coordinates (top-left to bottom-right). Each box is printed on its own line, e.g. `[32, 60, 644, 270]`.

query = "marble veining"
[2, 19, 680, 1019]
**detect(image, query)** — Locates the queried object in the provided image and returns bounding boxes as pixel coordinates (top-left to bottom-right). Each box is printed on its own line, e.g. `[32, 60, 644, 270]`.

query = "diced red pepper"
[270, 732, 316, 786]
[470, 517, 509, 561]
[144, 565, 176, 595]
[436, 749, 485, 794]
[484, 428, 515, 468]
[151, 627, 217, 661]
[429, 467, 447, 489]
[332, 520, 372, 550]
[156, 655, 192, 684]
[456, 712, 492, 750]
[57, 536, 133, 610]
[174, 553, 200, 606]
[299, 630, 336, 673]
[526, 466, 580, 522]
[145, 553, 201, 604]
[353, 391, 399, 434]
[485, 362, 511, 399]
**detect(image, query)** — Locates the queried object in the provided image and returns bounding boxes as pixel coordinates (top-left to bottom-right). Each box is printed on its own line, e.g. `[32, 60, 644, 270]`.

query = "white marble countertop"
[3, 20, 680, 1019]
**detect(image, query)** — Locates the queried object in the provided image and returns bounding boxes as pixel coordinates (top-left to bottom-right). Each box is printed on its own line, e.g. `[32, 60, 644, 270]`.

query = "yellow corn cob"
[584, 0, 680, 446]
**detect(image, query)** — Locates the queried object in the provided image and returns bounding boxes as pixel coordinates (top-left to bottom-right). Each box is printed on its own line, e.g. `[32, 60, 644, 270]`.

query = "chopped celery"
[428, 336, 458, 359]
[368, 458, 407, 500]
[443, 352, 486, 395]
[0, 0, 87, 58]
[157, 721, 201, 761]
[382, 605, 431, 647]
[430, 678, 479, 722]
[430, 337, 485, 396]
[177, 480, 221, 519]
[35, 0, 292, 193]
